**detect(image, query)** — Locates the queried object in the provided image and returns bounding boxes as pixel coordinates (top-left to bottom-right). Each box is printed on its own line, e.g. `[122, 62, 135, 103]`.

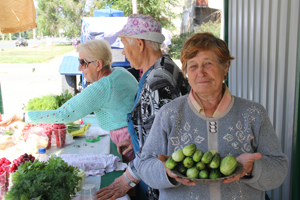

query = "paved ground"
[0, 50, 78, 114]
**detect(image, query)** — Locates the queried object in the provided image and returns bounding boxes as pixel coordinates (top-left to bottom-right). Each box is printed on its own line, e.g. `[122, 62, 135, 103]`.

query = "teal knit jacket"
[26, 67, 138, 131]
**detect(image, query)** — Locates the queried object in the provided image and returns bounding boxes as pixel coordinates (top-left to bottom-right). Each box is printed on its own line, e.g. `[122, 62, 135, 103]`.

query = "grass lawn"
[0, 44, 75, 63]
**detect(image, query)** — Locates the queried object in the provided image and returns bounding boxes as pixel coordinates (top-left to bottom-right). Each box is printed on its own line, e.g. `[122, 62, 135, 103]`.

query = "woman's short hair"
[180, 32, 235, 77]
[125, 37, 161, 51]
[76, 39, 112, 70]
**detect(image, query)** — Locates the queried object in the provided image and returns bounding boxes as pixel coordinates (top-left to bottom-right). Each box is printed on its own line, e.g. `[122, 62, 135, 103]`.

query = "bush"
[195, 20, 221, 38]
[168, 20, 221, 60]
[169, 32, 195, 60]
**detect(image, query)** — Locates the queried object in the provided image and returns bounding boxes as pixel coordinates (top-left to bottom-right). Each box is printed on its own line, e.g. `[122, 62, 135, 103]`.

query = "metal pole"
[132, 0, 137, 14]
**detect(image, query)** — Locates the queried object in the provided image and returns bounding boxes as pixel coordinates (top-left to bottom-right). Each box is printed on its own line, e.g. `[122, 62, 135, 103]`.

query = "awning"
[0, 0, 37, 34]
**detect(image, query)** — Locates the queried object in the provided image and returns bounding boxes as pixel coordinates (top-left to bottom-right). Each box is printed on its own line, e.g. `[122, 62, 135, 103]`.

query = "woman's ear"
[97, 60, 103, 71]
[224, 62, 230, 74]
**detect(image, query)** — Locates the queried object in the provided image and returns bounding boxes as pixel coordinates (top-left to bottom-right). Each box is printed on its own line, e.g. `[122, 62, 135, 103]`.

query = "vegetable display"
[166, 143, 238, 180]
[5, 155, 81, 200]
[24, 90, 74, 111]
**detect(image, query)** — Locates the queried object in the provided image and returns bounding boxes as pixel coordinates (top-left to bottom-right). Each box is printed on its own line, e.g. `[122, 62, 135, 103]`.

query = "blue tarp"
[59, 56, 81, 75]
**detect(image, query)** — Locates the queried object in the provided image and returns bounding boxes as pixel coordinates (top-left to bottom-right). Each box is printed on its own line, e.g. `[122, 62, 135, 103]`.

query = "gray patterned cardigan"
[138, 95, 289, 200]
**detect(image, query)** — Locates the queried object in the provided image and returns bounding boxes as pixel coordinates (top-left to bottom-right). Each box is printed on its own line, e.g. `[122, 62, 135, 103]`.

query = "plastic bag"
[51, 132, 75, 147]
[0, 134, 15, 150]
[23, 127, 49, 153]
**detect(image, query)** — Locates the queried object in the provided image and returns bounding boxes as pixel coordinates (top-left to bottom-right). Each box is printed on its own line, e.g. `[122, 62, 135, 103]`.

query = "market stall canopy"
[0, 0, 37, 34]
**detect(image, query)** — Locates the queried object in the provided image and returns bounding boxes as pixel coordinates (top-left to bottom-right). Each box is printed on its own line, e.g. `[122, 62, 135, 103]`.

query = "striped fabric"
[189, 84, 232, 117]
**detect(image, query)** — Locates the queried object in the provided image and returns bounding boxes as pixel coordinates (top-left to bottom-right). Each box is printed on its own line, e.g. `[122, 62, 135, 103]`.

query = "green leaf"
[5, 155, 80, 200]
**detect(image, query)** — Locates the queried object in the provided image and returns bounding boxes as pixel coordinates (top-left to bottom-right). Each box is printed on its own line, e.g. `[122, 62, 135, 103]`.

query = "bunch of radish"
[0, 157, 11, 196]
[9, 153, 35, 174]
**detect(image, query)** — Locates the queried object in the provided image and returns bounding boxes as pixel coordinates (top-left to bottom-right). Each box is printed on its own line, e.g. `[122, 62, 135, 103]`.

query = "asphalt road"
[0, 38, 62, 49]
[0, 49, 78, 114]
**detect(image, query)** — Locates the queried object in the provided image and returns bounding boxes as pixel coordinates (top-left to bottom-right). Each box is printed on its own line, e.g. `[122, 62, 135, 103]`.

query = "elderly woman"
[96, 14, 190, 200]
[0, 39, 138, 162]
[137, 32, 289, 200]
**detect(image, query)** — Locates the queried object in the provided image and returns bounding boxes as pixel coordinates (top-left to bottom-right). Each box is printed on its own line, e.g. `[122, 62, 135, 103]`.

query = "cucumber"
[199, 169, 209, 179]
[209, 168, 223, 179]
[201, 151, 213, 164]
[196, 162, 206, 170]
[183, 143, 197, 156]
[209, 150, 218, 156]
[192, 149, 204, 162]
[183, 157, 194, 168]
[209, 153, 221, 169]
[177, 163, 188, 176]
[172, 149, 185, 162]
[220, 155, 237, 176]
[165, 157, 178, 170]
[186, 166, 199, 179]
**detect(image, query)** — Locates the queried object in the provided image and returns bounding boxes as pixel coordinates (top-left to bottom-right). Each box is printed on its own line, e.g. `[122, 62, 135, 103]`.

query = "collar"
[189, 84, 232, 117]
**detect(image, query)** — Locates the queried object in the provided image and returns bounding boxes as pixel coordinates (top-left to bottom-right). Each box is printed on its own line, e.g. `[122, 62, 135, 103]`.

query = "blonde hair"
[76, 39, 112, 70]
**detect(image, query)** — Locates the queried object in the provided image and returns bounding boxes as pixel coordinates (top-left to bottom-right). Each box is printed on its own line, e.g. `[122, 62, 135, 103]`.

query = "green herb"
[24, 90, 74, 111]
[66, 122, 81, 133]
[5, 155, 81, 200]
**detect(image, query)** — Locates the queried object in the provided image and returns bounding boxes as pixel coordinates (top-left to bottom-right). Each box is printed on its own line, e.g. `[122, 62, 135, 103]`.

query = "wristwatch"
[244, 172, 252, 178]
[124, 172, 137, 187]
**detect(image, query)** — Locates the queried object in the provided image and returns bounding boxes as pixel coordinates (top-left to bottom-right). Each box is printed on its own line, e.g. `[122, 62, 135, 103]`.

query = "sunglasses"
[78, 59, 97, 69]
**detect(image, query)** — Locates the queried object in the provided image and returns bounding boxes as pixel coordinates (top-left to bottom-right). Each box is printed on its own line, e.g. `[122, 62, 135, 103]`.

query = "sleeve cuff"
[128, 161, 142, 181]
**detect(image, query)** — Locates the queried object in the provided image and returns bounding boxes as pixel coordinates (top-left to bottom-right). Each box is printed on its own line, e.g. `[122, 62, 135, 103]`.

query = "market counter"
[48, 134, 124, 189]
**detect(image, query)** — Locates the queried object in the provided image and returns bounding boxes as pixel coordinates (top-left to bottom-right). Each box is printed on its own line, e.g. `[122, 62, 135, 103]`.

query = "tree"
[36, 0, 86, 37]
[36, 0, 60, 36]
[90, 0, 181, 30]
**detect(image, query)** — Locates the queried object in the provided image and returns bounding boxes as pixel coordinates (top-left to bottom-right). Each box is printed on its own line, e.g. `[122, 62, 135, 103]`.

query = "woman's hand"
[117, 139, 133, 156]
[95, 172, 133, 200]
[158, 154, 196, 186]
[0, 113, 23, 127]
[223, 152, 263, 183]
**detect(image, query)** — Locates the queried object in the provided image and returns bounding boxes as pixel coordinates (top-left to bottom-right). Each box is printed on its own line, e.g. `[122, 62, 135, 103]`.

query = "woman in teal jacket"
[0, 39, 138, 162]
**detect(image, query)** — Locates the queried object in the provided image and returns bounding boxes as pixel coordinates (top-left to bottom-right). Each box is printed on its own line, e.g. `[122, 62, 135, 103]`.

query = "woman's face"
[186, 50, 229, 98]
[78, 51, 99, 83]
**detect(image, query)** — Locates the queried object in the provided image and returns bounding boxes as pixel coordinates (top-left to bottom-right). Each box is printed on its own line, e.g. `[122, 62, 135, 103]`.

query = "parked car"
[15, 38, 28, 47]
[59, 38, 72, 45]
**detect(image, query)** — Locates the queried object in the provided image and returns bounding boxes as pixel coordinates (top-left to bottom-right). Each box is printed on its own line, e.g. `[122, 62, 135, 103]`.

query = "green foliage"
[169, 32, 195, 60]
[24, 90, 74, 111]
[5, 155, 81, 200]
[168, 20, 221, 60]
[36, 0, 86, 37]
[195, 20, 221, 38]
[91, 0, 181, 30]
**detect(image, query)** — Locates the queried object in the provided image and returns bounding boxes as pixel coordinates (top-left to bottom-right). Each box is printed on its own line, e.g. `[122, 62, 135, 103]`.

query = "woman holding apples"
[0, 39, 138, 162]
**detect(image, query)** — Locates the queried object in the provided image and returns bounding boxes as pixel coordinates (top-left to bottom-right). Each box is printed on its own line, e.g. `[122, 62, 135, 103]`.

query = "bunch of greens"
[24, 90, 74, 111]
[5, 155, 81, 200]
[66, 122, 81, 133]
